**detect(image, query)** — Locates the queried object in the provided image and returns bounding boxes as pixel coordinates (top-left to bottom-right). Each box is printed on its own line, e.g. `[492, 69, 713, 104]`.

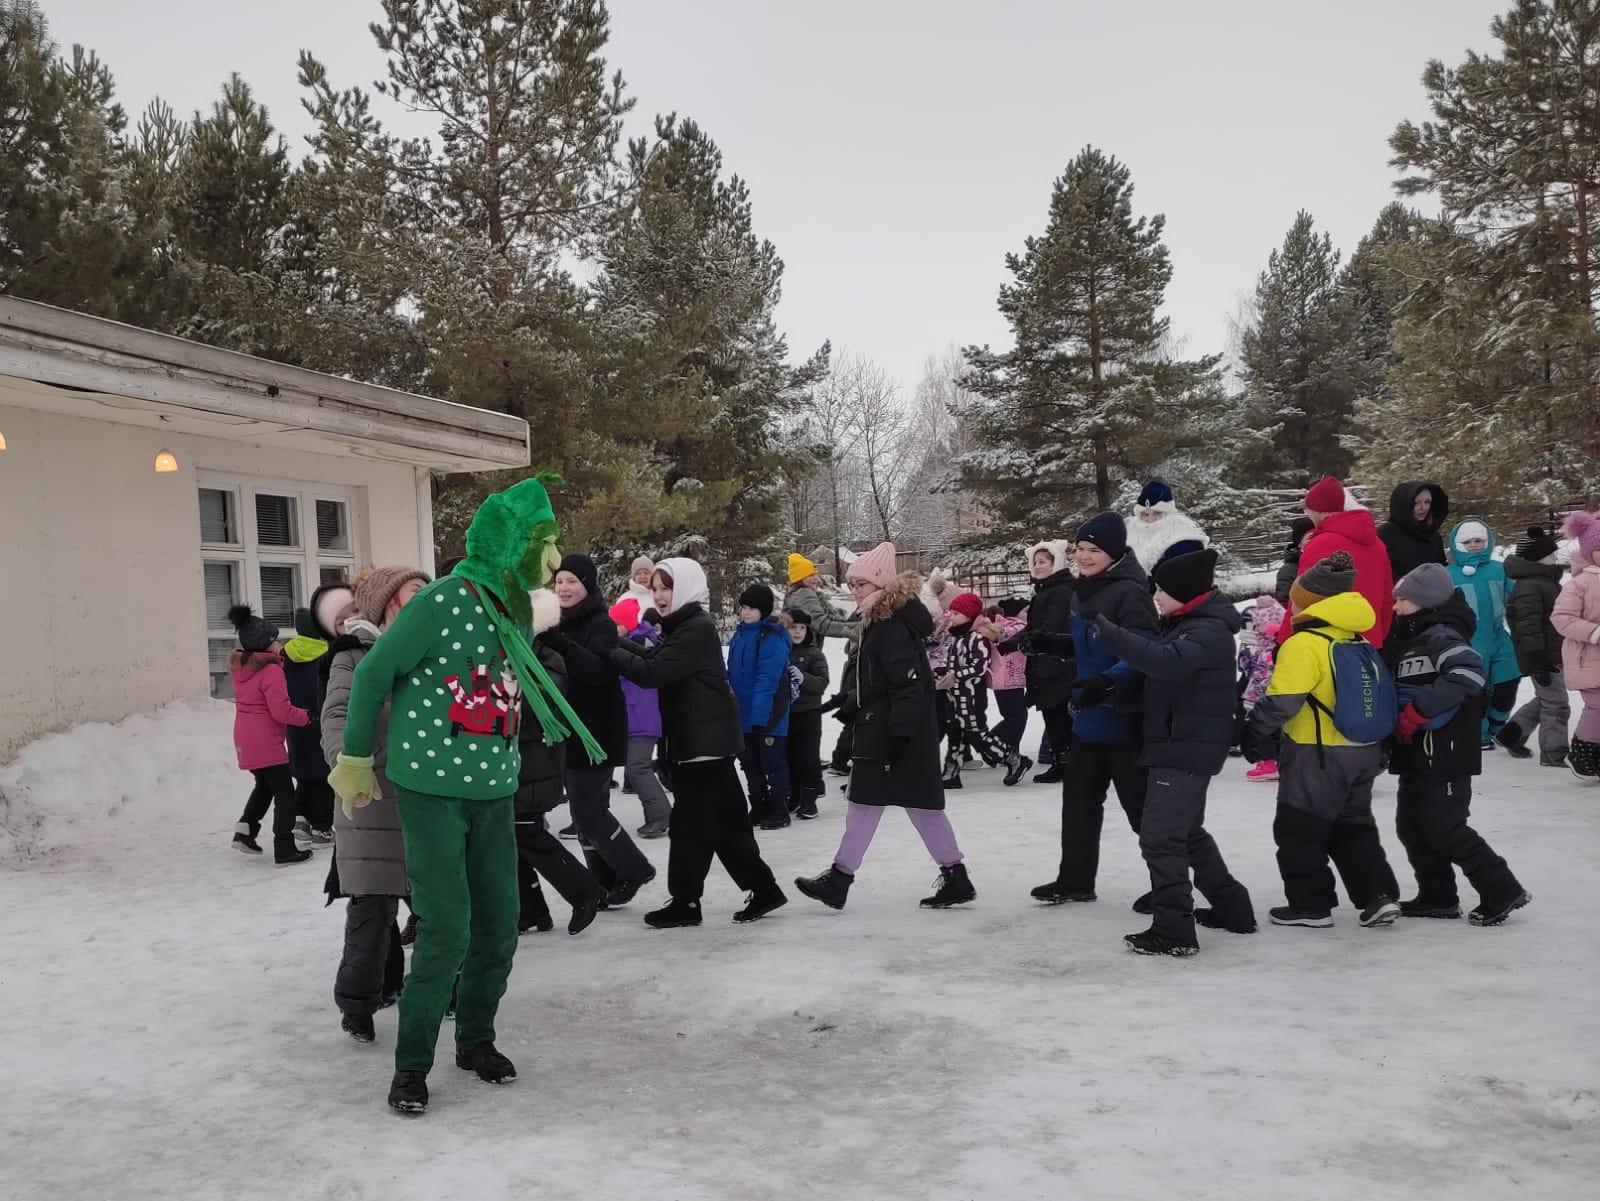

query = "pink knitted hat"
[1565, 510, 1600, 565]
[847, 541, 899, 589]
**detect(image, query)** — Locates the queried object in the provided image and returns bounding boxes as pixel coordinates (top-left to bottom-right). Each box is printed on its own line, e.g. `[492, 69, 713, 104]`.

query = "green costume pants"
[394, 789, 519, 1073]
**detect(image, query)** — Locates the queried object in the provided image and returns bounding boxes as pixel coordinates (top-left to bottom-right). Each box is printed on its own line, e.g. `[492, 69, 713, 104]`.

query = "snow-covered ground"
[3, 681, 1598, 1200]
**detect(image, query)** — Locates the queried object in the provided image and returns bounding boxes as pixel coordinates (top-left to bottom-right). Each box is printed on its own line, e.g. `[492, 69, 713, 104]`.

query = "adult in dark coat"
[1501, 526, 1571, 763]
[540, 553, 653, 902]
[795, 543, 975, 911]
[611, 557, 785, 927]
[1096, 549, 1257, 952]
[1003, 540, 1075, 783]
[514, 636, 607, 936]
[1274, 517, 1315, 605]
[1378, 481, 1450, 584]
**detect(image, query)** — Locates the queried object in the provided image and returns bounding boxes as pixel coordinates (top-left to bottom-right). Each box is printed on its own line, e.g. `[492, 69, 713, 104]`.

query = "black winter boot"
[1195, 907, 1258, 934]
[457, 1042, 517, 1083]
[732, 884, 788, 923]
[1469, 889, 1532, 927]
[1400, 897, 1462, 919]
[920, 862, 976, 908]
[1031, 880, 1096, 904]
[1570, 739, 1600, 785]
[643, 898, 703, 928]
[1494, 724, 1533, 759]
[795, 866, 853, 910]
[1033, 764, 1064, 785]
[274, 840, 313, 866]
[231, 822, 262, 854]
[568, 895, 601, 936]
[388, 1071, 429, 1115]
[341, 1012, 376, 1043]
[1003, 752, 1034, 787]
[606, 864, 657, 908]
[1123, 928, 1199, 957]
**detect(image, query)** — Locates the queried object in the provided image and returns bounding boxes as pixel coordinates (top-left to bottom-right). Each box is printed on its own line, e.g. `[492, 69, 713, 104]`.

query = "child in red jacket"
[228, 605, 312, 865]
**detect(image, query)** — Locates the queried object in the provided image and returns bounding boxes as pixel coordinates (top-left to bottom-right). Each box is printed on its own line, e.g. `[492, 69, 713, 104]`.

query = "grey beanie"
[1394, 562, 1457, 610]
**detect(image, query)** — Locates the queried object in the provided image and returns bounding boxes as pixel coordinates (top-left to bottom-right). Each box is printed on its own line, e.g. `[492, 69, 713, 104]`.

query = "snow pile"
[0, 699, 237, 865]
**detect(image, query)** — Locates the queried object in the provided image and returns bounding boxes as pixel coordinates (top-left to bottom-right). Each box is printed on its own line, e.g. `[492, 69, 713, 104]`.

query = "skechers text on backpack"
[1305, 632, 1398, 745]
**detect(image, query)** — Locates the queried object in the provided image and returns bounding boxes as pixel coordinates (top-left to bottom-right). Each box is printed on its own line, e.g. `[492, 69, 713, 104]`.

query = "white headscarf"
[655, 557, 710, 615]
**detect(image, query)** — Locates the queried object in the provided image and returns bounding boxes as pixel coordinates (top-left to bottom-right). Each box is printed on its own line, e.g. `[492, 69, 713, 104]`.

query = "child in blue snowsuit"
[728, 583, 794, 831]
[1446, 517, 1523, 743]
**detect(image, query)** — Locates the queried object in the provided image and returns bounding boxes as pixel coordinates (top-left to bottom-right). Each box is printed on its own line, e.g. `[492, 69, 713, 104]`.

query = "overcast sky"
[44, 0, 1506, 395]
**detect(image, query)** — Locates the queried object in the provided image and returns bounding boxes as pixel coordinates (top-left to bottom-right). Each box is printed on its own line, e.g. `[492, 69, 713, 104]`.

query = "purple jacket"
[620, 622, 663, 739]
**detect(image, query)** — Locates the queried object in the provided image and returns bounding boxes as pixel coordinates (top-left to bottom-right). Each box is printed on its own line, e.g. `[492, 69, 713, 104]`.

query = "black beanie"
[1515, 525, 1560, 562]
[1288, 516, 1314, 547]
[784, 607, 812, 627]
[739, 583, 775, 617]
[1152, 548, 1219, 603]
[1076, 512, 1128, 560]
[228, 604, 278, 653]
[557, 552, 600, 598]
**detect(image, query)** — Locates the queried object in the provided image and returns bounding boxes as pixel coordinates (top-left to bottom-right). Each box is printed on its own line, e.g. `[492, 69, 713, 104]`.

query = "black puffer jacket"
[1503, 555, 1565, 678]
[1020, 569, 1075, 709]
[789, 627, 830, 715]
[1385, 592, 1484, 778]
[1095, 591, 1241, 776]
[540, 593, 628, 767]
[516, 643, 571, 817]
[848, 574, 944, 810]
[1378, 481, 1450, 583]
[611, 602, 743, 762]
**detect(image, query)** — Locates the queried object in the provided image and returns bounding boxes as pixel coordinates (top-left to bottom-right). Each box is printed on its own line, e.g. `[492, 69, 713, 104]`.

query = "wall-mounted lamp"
[154, 448, 178, 473]
[0, 429, 7, 451]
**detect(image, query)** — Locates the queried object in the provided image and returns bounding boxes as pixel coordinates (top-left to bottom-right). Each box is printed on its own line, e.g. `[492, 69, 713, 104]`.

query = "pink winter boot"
[1246, 760, 1279, 782]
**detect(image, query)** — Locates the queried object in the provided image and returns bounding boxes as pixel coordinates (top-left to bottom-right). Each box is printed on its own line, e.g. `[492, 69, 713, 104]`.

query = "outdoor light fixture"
[0, 429, 7, 451]
[154, 448, 178, 473]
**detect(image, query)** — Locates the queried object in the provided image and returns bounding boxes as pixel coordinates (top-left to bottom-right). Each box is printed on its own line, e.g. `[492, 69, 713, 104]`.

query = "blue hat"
[1156, 538, 1207, 566]
[1076, 512, 1128, 560]
[1137, 478, 1175, 509]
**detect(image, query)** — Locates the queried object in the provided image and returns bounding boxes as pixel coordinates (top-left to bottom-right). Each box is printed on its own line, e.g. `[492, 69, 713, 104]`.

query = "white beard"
[1126, 509, 1209, 571]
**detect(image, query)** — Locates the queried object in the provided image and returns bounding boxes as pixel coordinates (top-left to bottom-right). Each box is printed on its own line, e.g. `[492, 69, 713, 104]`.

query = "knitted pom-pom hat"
[1565, 509, 1600, 566]
[847, 542, 898, 589]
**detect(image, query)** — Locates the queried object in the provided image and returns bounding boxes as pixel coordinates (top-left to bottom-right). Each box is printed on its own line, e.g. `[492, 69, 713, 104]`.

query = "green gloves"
[329, 753, 379, 820]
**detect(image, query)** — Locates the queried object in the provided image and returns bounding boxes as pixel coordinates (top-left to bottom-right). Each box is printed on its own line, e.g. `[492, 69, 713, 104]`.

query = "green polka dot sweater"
[340, 576, 525, 800]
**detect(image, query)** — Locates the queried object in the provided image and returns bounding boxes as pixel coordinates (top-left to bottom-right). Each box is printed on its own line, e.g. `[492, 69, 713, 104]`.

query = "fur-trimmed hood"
[862, 570, 931, 631]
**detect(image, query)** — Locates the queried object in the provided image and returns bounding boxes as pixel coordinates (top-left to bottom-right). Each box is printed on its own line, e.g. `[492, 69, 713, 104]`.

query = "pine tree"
[1388, 0, 1600, 502]
[960, 147, 1223, 538]
[1237, 211, 1362, 484]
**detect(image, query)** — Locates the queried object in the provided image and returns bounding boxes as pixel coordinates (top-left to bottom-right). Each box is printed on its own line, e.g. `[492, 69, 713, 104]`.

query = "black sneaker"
[636, 821, 670, 839]
[919, 863, 976, 908]
[1131, 891, 1153, 915]
[231, 823, 262, 855]
[796, 797, 819, 820]
[275, 844, 313, 866]
[758, 814, 792, 830]
[568, 897, 601, 936]
[732, 886, 788, 924]
[1359, 896, 1401, 928]
[456, 1042, 517, 1083]
[795, 866, 853, 910]
[1399, 897, 1462, 919]
[1003, 754, 1034, 787]
[1269, 906, 1333, 928]
[387, 1070, 428, 1115]
[1468, 890, 1531, 927]
[1030, 881, 1096, 904]
[1124, 928, 1199, 957]
[606, 864, 657, 908]
[557, 823, 580, 839]
[341, 1012, 376, 1043]
[644, 898, 702, 928]
[943, 775, 963, 790]
[518, 916, 554, 935]
[1493, 726, 1533, 759]
[1032, 765, 1064, 785]
[1195, 907, 1258, 934]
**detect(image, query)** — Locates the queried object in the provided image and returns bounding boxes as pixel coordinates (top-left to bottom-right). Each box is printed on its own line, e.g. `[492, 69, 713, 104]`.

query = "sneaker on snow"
[1123, 928, 1198, 957]
[606, 865, 656, 908]
[388, 1070, 429, 1115]
[732, 886, 788, 924]
[1399, 897, 1462, 919]
[795, 866, 853, 910]
[342, 1012, 376, 1043]
[1003, 754, 1034, 787]
[275, 844, 313, 867]
[1480, 738, 1496, 752]
[1245, 760, 1279, 782]
[1469, 890, 1532, 927]
[644, 898, 702, 929]
[1030, 881, 1096, 905]
[1032, 765, 1064, 785]
[1359, 896, 1401, 927]
[1269, 906, 1334, 928]
[920, 863, 976, 908]
[758, 813, 792, 830]
[456, 1042, 517, 1084]
[1194, 907, 1258, 934]
[1131, 891, 1153, 915]
[1494, 726, 1534, 759]
[796, 797, 819, 820]
[232, 823, 262, 855]
[568, 897, 602, 936]
[636, 820, 669, 840]
[518, 916, 554, 935]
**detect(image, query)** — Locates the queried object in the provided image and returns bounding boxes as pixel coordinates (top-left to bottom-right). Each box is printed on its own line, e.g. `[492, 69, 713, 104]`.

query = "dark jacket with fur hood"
[848, 572, 945, 809]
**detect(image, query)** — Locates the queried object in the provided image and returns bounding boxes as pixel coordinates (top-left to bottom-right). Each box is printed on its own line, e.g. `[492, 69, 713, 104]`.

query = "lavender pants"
[1578, 687, 1600, 742]
[832, 801, 963, 874]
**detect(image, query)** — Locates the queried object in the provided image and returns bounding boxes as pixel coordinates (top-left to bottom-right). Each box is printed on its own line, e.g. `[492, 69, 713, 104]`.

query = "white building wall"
[0, 401, 428, 760]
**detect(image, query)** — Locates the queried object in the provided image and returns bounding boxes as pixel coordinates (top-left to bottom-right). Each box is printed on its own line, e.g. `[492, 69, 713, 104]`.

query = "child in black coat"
[1387, 564, 1531, 927]
[781, 609, 830, 820]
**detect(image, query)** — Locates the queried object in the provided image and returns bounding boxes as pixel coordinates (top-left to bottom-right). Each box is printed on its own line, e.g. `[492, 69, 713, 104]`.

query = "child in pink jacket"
[1553, 511, 1600, 784]
[228, 605, 313, 864]
[1238, 595, 1285, 782]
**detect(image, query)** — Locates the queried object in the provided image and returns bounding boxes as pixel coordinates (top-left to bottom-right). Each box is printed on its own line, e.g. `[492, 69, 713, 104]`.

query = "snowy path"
[2, 700, 1598, 1200]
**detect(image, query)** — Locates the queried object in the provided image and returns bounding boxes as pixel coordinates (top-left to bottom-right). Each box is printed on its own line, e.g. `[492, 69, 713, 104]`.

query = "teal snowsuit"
[1446, 517, 1522, 738]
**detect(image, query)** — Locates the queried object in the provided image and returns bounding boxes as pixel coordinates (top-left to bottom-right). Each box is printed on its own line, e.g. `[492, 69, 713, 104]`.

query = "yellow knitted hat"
[788, 553, 817, 585]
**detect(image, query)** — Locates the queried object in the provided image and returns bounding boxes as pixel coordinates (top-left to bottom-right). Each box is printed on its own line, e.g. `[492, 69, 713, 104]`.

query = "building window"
[198, 473, 360, 697]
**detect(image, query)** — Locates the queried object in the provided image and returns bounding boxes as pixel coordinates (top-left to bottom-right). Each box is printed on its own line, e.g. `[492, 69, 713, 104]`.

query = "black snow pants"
[1273, 743, 1400, 912]
[1394, 774, 1522, 908]
[334, 894, 406, 1017]
[665, 758, 779, 904]
[1057, 741, 1145, 895]
[1140, 767, 1253, 943]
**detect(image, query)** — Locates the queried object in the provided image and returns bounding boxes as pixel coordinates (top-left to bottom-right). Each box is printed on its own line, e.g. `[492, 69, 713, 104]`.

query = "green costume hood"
[453, 477, 603, 763]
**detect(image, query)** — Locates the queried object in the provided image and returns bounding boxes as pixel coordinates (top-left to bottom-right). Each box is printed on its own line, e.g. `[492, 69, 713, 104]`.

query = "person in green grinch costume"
[331, 477, 601, 1116]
